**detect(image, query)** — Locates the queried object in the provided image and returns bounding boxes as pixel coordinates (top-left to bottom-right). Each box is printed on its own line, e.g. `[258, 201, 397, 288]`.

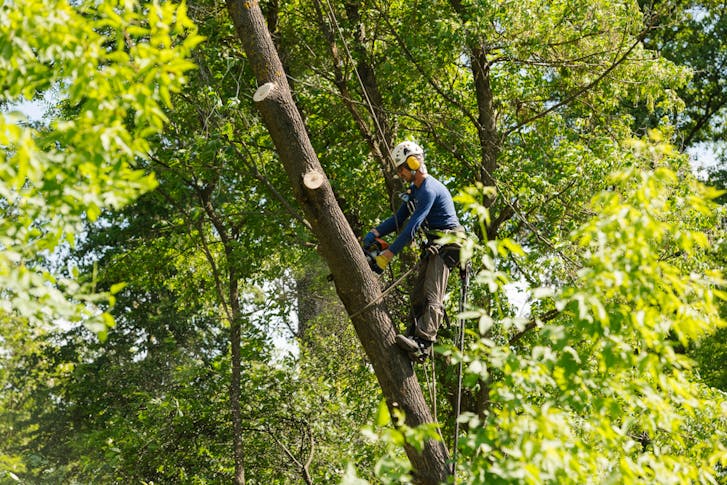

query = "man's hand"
[362, 230, 377, 247]
[375, 249, 394, 271]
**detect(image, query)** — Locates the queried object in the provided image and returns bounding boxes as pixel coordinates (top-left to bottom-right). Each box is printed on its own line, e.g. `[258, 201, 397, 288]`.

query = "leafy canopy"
[348, 133, 727, 484]
[0, 0, 202, 332]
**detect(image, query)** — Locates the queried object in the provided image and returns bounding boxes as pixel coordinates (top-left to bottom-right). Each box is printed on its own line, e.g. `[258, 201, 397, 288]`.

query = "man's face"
[397, 164, 413, 182]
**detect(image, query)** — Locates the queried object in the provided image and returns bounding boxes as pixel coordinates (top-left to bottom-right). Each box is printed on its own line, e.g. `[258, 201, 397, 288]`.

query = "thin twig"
[509, 308, 560, 345]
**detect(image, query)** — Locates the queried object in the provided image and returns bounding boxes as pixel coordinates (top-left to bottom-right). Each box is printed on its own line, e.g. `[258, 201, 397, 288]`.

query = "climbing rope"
[319, 0, 393, 161]
[451, 262, 471, 481]
[430, 360, 437, 423]
[347, 258, 422, 320]
[422, 356, 437, 421]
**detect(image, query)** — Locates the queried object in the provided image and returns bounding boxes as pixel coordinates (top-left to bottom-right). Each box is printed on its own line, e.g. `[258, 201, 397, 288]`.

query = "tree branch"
[226, 136, 312, 232]
[507, 33, 647, 135]
[509, 308, 560, 345]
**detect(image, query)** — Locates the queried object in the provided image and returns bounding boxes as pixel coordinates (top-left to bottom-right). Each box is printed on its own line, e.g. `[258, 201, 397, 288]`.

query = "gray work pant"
[411, 253, 450, 342]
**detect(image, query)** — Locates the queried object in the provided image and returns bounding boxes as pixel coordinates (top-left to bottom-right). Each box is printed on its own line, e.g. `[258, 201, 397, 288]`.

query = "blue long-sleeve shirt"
[375, 176, 460, 255]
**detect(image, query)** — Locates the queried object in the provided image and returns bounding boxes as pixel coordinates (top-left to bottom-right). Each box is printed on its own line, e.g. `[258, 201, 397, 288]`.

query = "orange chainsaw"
[363, 237, 389, 274]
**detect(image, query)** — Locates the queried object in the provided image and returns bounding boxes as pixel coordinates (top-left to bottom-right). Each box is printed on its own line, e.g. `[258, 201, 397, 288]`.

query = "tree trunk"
[295, 255, 346, 348]
[197, 183, 247, 484]
[470, 41, 499, 198]
[295, 264, 325, 343]
[313, 0, 399, 209]
[224, 1, 450, 482]
[229, 276, 246, 485]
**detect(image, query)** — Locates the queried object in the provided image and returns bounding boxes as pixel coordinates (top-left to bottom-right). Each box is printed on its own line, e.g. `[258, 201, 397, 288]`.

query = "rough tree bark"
[224, 1, 450, 482]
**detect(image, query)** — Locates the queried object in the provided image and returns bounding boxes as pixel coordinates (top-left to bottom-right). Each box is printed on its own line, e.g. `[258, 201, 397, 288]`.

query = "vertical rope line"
[431, 358, 437, 423]
[422, 360, 436, 423]
[429, 357, 448, 446]
[452, 263, 470, 481]
[320, 0, 392, 161]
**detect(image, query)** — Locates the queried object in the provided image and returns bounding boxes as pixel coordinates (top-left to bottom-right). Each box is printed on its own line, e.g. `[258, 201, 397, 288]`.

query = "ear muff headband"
[405, 155, 421, 171]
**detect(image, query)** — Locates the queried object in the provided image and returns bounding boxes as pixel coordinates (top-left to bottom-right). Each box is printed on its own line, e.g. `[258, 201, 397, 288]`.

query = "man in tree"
[363, 141, 463, 362]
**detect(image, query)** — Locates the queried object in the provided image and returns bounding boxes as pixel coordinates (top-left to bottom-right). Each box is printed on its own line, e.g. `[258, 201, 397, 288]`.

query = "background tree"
[2, 0, 726, 483]
[638, 0, 727, 163]
[689, 166, 727, 392]
[0, 0, 201, 330]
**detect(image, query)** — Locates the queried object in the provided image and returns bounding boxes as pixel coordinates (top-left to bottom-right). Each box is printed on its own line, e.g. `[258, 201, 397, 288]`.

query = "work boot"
[395, 334, 433, 362]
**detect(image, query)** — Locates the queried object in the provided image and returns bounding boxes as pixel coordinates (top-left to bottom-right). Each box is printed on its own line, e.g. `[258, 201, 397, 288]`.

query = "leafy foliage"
[2, 0, 727, 483]
[0, 0, 202, 330]
[349, 136, 727, 483]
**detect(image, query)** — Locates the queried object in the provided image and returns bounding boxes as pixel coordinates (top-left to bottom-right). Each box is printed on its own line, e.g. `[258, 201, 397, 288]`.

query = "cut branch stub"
[253, 82, 276, 102]
[303, 170, 325, 190]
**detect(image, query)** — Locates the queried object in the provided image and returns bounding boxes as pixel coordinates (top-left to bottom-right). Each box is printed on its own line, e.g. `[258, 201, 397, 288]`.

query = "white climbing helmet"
[391, 141, 424, 169]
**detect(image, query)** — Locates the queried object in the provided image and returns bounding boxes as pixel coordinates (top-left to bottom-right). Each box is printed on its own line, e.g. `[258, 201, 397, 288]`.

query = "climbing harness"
[349, 233, 460, 321]
[451, 261, 471, 481]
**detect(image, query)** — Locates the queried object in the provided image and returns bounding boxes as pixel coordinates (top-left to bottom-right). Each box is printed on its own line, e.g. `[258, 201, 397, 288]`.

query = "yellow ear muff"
[406, 155, 421, 171]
